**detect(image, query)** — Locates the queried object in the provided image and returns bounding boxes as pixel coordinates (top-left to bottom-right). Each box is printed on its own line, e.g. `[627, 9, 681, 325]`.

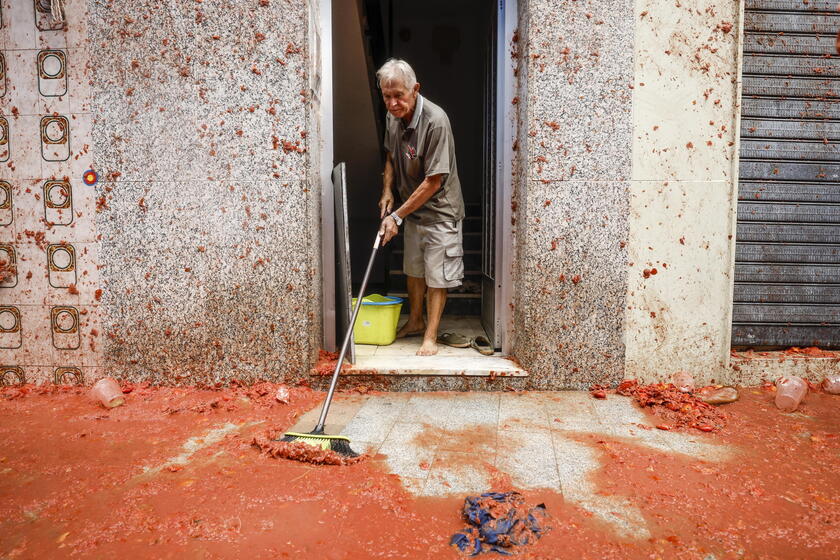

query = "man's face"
[381, 81, 420, 121]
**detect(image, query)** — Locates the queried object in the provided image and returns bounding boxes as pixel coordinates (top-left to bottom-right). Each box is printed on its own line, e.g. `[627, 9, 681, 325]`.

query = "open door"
[333, 163, 355, 364]
[323, 0, 516, 355]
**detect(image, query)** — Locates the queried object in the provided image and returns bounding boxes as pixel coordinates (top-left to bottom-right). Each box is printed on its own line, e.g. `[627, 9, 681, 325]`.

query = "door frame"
[493, 0, 516, 355]
[318, 0, 336, 351]
[319, 0, 517, 355]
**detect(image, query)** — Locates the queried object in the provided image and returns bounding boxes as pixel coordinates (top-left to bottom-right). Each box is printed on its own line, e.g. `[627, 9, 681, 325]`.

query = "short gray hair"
[376, 58, 417, 90]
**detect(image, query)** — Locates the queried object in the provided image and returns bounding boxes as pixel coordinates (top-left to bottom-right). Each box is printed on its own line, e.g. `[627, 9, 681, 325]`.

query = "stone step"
[340, 354, 526, 377]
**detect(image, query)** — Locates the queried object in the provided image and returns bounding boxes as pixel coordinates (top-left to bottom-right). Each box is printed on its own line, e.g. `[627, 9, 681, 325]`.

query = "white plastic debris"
[90, 377, 125, 408]
[275, 385, 290, 404]
[775, 376, 807, 413]
[671, 371, 695, 392]
[822, 375, 840, 395]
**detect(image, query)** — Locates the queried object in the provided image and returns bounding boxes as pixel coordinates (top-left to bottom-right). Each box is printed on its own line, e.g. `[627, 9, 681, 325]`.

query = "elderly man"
[376, 59, 465, 356]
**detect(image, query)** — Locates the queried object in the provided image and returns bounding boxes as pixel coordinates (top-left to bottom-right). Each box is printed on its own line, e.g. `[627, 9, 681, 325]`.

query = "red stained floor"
[0, 383, 838, 559]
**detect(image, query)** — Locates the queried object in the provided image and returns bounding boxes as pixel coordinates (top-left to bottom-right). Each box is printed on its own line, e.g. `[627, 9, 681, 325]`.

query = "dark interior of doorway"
[332, 0, 495, 319]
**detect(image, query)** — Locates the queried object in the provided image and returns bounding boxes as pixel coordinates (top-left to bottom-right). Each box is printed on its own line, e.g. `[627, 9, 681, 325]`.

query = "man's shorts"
[403, 219, 464, 289]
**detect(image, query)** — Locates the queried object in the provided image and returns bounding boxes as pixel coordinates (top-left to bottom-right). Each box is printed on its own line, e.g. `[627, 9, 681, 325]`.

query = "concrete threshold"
[332, 317, 527, 377]
[730, 350, 840, 384]
[343, 354, 526, 377]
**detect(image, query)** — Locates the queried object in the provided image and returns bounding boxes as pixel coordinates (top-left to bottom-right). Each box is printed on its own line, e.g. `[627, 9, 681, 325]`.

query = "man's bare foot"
[397, 320, 426, 338]
[416, 337, 438, 356]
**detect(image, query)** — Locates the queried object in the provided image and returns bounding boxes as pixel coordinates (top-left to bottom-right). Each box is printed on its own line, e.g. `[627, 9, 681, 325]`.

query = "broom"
[279, 232, 383, 457]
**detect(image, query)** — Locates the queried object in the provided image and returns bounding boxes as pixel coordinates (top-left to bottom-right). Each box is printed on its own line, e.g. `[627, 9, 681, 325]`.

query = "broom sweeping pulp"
[278, 232, 384, 458]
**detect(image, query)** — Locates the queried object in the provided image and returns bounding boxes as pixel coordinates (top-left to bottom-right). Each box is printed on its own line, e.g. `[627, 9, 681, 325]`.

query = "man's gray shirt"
[383, 95, 465, 225]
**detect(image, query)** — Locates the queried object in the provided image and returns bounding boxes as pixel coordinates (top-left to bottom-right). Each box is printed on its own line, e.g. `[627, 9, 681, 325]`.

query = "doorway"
[323, 0, 516, 365]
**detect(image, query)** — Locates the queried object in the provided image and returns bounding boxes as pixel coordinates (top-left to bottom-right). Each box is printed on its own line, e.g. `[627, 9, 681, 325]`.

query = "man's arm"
[379, 152, 395, 218]
[379, 173, 443, 245]
[394, 174, 443, 219]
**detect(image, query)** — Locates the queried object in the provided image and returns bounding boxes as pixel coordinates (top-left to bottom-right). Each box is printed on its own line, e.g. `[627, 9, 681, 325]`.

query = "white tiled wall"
[0, 0, 99, 385]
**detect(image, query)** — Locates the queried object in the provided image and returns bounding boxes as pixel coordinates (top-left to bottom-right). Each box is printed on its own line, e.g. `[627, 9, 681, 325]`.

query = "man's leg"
[397, 219, 427, 338]
[417, 287, 446, 356]
[416, 220, 463, 356]
[396, 275, 427, 338]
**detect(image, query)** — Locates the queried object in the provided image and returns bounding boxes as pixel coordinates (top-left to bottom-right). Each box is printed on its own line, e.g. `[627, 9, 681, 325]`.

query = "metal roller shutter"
[733, 0, 840, 348]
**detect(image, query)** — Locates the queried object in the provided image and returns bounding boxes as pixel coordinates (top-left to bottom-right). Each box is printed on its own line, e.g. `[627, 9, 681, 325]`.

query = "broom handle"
[314, 231, 382, 432]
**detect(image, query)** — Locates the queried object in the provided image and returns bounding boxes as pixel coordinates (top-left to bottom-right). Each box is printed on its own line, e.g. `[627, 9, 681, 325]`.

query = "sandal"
[470, 336, 494, 356]
[437, 332, 470, 348]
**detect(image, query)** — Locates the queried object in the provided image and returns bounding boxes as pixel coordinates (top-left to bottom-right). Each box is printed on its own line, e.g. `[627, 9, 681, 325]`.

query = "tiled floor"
[290, 391, 732, 539]
[355, 316, 490, 358]
[347, 315, 525, 376]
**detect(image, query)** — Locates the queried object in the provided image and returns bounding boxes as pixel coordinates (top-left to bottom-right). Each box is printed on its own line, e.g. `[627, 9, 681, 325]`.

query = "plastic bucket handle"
[358, 295, 403, 306]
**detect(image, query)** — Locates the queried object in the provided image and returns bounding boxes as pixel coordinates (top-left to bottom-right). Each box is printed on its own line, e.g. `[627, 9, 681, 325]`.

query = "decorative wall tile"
[0, 366, 22, 386]
[12, 181, 48, 235]
[42, 112, 93, 179]
[42, 242, 99, 305]
[0, 115, 9, 162]
[53, 365, 83, 384]
[2, 0, 37, 50]
[2, 241, 47, 305]
[50, 304, 80, 349]
[42, 179, 73, 225]
[2, 49, 40, 115]
[59, 179, 96, 242]
[46, 243, 76, 288]
[33, 0, 65, 34]
[36, 48, 71, 114]
[39, 114, 70, 161]
[0, 51, 7, 98]
[35, 5, 69, 51]
[0, 242, 16, 287]
[2, 304, 52, 365]
[0, 0, 99, 382]
[65, 47, 90, 113]
[1, 365, 27, 386]
[11, 180, 94, 244]
[0, 180, 12, 229]
[63, 0, 90, 49]
[36, 48, 66, 96]
[53, 304, 103, 366]
[6, 114, 42, 176]
[0, 304, 23, 349]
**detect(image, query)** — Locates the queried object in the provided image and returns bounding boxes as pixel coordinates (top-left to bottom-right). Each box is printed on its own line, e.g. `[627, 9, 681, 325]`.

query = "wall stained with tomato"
[510, 0, 634, 389]
[623, 0, 742, 385]
[89, 0, 322, 383]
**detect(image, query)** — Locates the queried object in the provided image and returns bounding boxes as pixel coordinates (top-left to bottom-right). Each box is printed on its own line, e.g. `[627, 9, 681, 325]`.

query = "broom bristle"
[278, 431, 358, 457]
[329, 438, 359, 458]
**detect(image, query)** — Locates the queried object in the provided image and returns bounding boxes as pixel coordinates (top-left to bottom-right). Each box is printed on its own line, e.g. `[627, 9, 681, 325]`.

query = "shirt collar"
[406, 94, 424, 130]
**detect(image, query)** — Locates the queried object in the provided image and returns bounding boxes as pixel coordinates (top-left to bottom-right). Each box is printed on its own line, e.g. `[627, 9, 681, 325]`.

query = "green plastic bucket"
[350, 294, 404, 345]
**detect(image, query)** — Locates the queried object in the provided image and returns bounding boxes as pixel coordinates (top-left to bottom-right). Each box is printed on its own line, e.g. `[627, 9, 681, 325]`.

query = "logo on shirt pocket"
[51, 306, 80, 350]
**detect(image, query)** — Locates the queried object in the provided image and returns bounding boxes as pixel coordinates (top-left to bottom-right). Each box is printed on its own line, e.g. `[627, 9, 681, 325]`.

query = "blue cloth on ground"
[450, 492, 550, 556]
